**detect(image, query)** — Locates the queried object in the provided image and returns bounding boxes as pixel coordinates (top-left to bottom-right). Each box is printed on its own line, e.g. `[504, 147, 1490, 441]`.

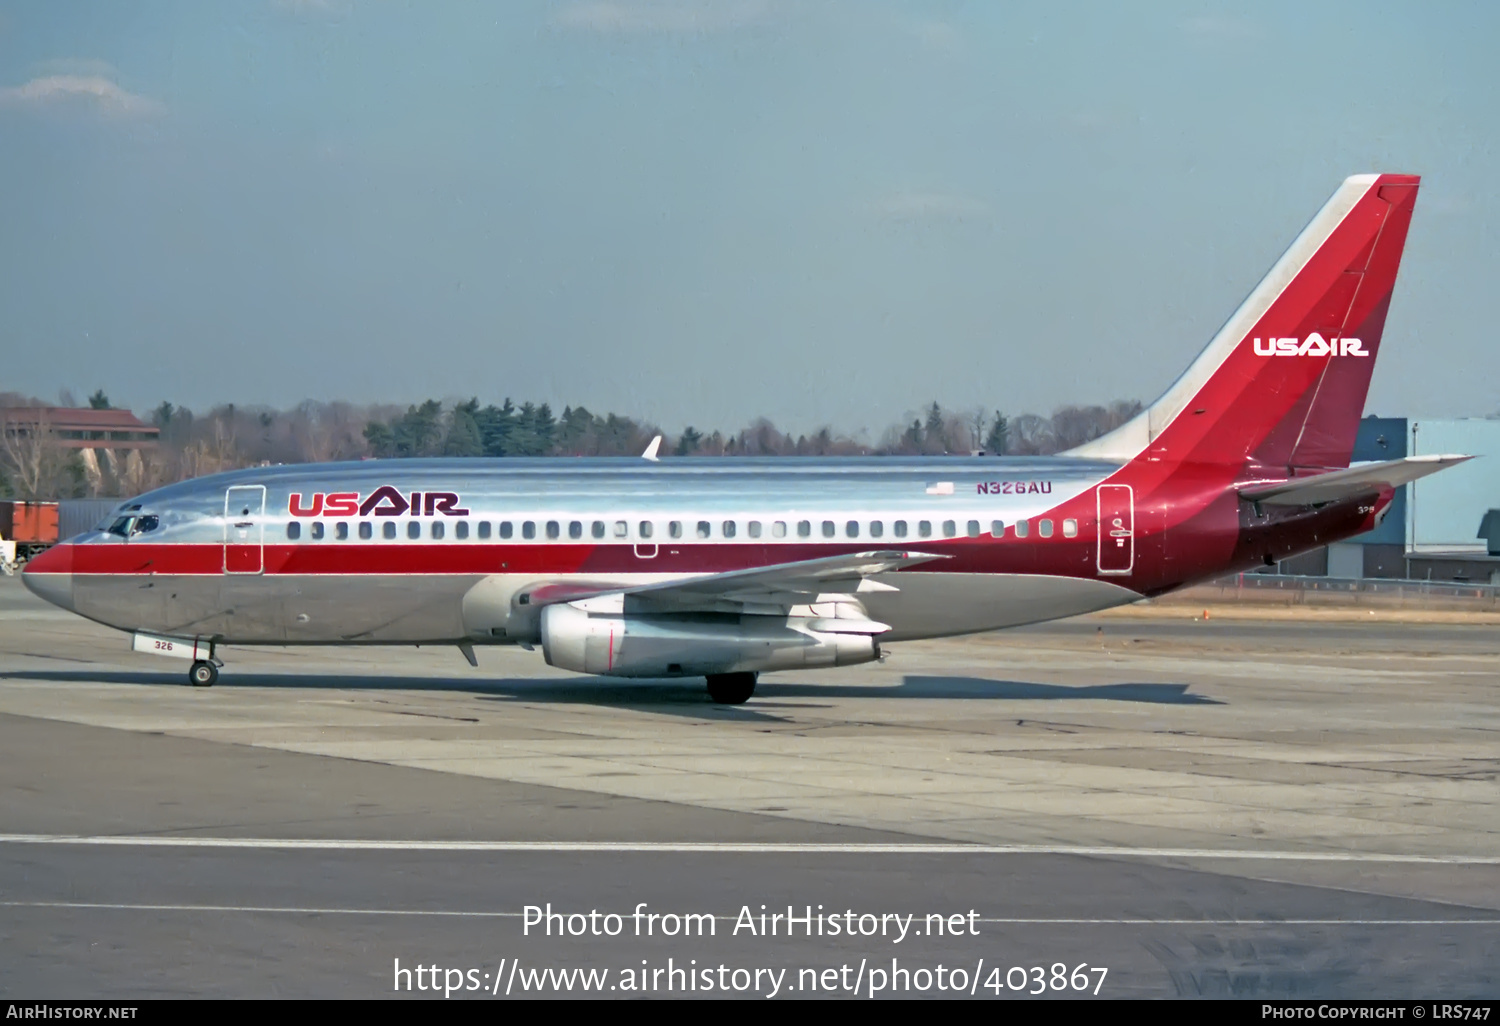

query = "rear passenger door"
[1096, 484, 1134, 575]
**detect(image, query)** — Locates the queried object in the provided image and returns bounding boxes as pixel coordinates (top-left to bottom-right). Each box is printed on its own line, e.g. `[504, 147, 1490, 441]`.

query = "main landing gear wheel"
[189, 660, 218, 688]
[706, 672, 756, 705]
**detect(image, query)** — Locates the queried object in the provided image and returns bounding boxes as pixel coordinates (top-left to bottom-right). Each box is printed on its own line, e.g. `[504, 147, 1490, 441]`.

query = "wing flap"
[1240, 454, 1471, 507]
[525, 549, 949, 612]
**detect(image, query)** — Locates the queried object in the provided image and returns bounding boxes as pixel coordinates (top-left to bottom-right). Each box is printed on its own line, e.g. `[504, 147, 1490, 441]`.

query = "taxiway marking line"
[2, 901, 1495, 925]
[0, 834, 1496, 864]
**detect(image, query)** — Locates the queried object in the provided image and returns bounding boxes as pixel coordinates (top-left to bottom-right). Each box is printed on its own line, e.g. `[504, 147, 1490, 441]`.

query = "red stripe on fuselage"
[62, 538, 1090, 579]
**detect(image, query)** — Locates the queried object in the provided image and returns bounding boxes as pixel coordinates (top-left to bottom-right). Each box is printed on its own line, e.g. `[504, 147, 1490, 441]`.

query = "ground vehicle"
[0, 499, 122, 571]
[0, 501, 59, 569]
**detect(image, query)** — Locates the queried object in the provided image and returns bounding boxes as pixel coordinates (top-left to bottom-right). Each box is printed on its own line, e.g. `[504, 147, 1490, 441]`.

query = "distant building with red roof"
[0, 407, 159, 450]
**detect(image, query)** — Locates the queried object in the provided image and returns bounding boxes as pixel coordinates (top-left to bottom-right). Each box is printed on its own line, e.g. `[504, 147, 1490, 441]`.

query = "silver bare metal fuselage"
[51, 456, 1145, 650]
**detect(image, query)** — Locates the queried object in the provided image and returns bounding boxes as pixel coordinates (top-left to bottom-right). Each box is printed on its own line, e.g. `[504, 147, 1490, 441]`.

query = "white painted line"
[0, 834, 1496, 864]
[1, 900, 511, 918]
[3, 901, 1496, 926]
[978, 919, 1500, 926]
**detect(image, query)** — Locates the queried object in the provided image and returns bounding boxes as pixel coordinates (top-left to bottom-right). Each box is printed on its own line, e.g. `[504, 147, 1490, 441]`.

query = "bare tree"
[287, 400, 373, 464]
[1050, 405, 1113, 450]
[966, 408, 990, 453]
[1007, 413, 1055, 455]
[737, 418, 790, 456]
[1107, 399, 1143, 429]
[0, 411, 78, 499]
[178, 414, 246, 479]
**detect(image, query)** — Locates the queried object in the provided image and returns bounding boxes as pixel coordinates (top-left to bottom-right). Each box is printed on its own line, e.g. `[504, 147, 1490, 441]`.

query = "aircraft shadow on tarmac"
[0, 669, 1224, 722]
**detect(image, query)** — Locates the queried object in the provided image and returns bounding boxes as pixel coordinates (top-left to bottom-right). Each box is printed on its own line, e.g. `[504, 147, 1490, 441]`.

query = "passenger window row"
[283, 516, 1081, 542]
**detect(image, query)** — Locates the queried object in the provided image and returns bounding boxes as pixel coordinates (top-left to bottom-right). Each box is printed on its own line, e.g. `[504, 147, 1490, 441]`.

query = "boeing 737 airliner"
[22, 174, 1465, 703]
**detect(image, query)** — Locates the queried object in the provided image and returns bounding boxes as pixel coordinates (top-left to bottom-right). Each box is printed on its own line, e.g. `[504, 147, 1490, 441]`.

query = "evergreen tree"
[924, 402, 945, 452]
[510, 402, 540, 456]
[558, 405, 595, 454]
[675, 426, 702, 456]
[445, 402, 484, 457]
[598, 413, 639, 455]
[363, 421, 395, 457]
[533, 402, 557, 454]
[389, 400, 445, 456]
[474, 399, 516, 457]
[88, 390, 111, 410]
[983, 411, 1008, 455]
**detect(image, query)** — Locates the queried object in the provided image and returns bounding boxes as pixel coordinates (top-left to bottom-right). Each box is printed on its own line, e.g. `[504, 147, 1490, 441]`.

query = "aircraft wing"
[1239, 454, 1472, 507]
[525, 550, 949, 614]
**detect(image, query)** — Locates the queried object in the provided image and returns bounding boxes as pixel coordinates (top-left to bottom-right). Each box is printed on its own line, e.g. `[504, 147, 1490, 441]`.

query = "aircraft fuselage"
[23, 454, 1382, 647]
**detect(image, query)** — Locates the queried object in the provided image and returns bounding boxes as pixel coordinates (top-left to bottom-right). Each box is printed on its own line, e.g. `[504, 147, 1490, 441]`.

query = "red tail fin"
[1070, 174, 1419, 470]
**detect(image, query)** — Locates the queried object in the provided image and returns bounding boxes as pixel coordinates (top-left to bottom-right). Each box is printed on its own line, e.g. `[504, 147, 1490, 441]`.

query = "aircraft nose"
[21, 543, 74, 612]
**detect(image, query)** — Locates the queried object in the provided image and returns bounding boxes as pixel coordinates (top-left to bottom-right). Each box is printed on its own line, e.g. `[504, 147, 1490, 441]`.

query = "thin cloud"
[869, 191, 992, 223]
[0, 74, 164, 117]
[555, 0, 772, 33]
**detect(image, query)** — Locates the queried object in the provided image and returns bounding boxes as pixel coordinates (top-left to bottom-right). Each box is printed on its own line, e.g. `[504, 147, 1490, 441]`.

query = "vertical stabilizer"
[1068, 174, 1419, 469]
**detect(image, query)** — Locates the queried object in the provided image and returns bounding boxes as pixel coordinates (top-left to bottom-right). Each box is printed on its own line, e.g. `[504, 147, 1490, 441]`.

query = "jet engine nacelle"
[540, 603, 878, 678]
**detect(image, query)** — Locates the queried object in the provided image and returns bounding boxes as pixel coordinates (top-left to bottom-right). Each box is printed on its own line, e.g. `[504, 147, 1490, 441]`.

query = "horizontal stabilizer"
[1239, 454, 1471, 507]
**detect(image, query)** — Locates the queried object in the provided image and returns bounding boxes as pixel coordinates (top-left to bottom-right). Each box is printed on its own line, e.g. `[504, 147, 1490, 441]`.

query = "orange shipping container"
[0, 501, 60, 544]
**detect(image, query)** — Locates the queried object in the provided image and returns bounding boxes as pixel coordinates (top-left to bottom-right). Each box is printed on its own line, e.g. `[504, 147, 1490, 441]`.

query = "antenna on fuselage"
[641, 435, 662, 462]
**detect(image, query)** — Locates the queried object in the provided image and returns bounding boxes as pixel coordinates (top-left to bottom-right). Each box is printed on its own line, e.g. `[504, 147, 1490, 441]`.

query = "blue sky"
[1, 0, 1496, 436]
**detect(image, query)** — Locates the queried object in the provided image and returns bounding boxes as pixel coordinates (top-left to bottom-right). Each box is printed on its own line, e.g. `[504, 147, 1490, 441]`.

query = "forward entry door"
[224, 485, 266, 574]
[1096, 484, 1134, 575]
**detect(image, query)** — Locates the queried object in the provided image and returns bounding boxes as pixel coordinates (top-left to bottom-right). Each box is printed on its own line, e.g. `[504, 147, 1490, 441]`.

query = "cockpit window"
[130, 515, 160, 535]
[106, 516, 134, 537]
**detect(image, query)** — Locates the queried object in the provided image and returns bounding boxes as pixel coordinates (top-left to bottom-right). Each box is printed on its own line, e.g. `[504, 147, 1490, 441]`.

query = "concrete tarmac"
[0, 576, 1495, 998]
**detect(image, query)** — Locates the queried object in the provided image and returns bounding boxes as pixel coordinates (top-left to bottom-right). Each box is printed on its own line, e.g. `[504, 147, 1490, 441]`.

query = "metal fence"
[1197, 572, 1500, 606]
[58, 499, 125, 542]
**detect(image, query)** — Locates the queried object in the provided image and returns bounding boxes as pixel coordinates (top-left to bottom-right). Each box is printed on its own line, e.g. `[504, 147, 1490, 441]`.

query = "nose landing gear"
[706, 671, 757, 705]
[189, 660, 219, 687]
